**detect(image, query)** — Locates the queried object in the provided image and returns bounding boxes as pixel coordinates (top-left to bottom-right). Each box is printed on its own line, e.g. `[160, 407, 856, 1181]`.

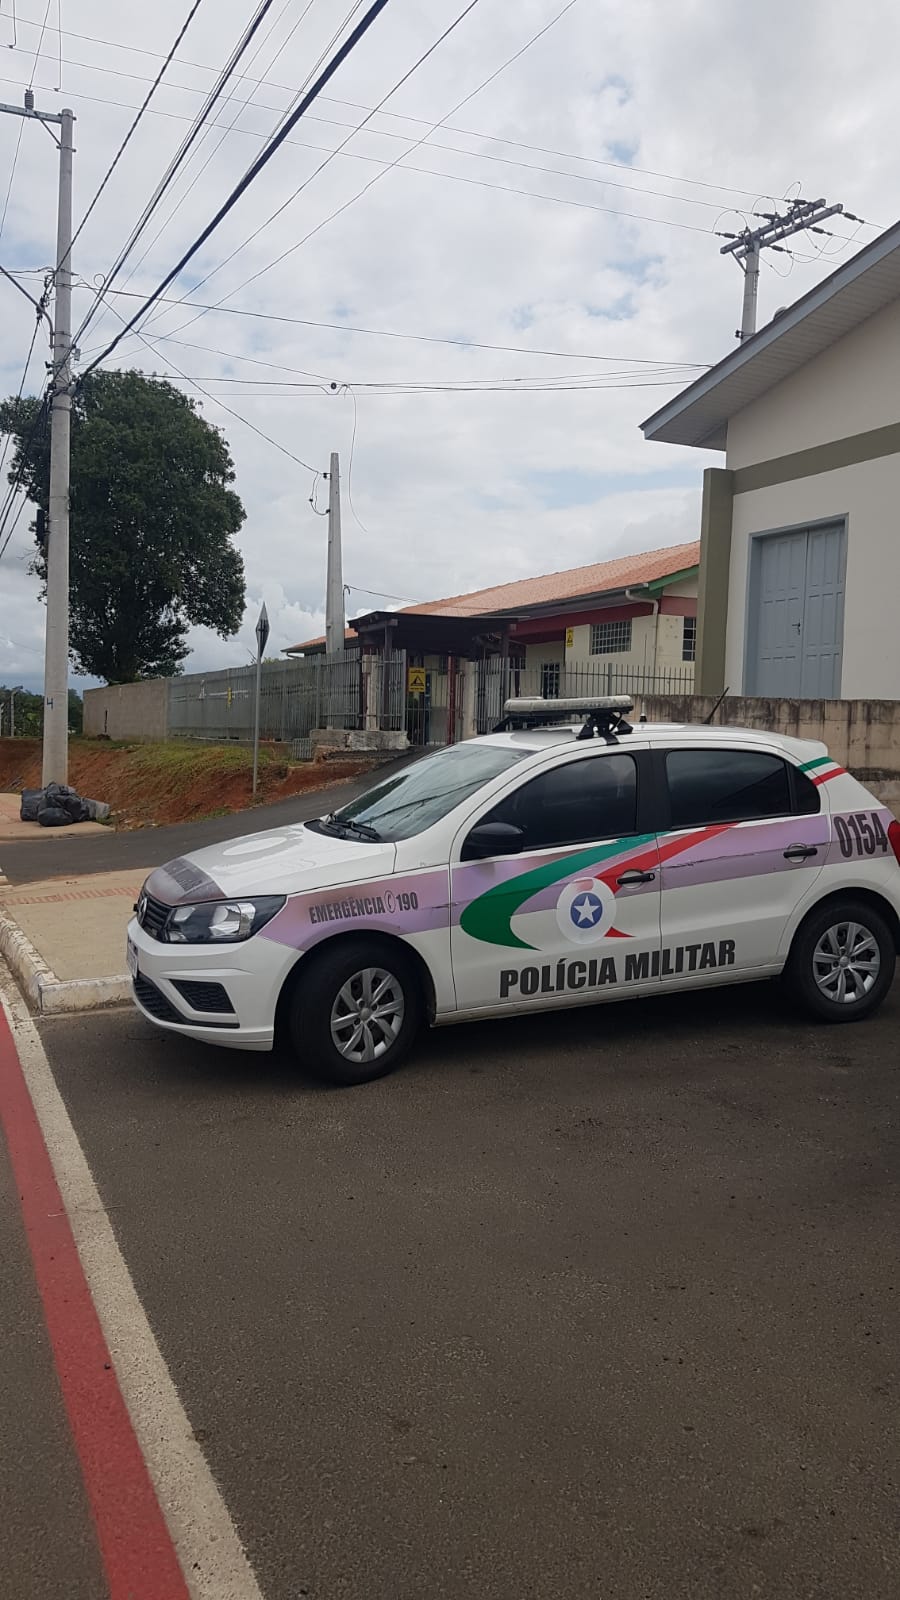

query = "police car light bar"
[495, 695, 635, 739]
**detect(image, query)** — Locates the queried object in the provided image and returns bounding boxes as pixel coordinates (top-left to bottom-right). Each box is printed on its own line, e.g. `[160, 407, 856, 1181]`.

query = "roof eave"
[640, 219, 900, 449]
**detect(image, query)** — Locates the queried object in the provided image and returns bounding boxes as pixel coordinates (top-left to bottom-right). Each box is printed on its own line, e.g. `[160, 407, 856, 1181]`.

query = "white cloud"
[0, 0, 895, 680]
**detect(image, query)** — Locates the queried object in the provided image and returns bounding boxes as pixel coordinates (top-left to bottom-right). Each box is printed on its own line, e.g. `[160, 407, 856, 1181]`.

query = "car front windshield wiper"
[321, 813, 381, 841]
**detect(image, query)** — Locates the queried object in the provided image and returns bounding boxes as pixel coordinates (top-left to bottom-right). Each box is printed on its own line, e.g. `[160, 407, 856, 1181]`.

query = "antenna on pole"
[719, 198, 846, 341]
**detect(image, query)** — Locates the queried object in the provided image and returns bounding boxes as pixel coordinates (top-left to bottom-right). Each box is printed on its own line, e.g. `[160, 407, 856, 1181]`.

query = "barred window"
[541, 661, 561, 698]
[682, 616, 697, 662]
[590, 618, 632, 656]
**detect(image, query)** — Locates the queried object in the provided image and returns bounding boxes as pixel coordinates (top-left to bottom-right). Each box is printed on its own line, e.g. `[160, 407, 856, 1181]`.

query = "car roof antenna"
[704, 687, 730, 725]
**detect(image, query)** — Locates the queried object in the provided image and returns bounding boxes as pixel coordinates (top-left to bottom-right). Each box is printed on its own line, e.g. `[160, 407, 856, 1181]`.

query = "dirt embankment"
[0, 739, 373, 828]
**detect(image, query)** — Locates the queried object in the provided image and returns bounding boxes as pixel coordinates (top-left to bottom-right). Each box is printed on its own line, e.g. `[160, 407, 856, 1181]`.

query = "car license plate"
[126, 937, 138, 980]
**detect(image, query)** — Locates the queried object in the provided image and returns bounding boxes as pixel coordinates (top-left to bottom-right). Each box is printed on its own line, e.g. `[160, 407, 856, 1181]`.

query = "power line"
[143, 0, 488, 340]
[6, 11, 791, 206]
[74, 283, 710, 366]
[72, 0, 299, 350]
[108, 0, 320, 316]
[98, 303, 320, 476]
[79, 0, 395, 376]
[0, 0, 50, 243]
[67, 0, 208, 259]
[0, 68, 820, 266]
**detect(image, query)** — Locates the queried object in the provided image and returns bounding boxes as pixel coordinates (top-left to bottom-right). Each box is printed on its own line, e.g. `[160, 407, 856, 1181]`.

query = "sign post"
[252, 603, 269, 797]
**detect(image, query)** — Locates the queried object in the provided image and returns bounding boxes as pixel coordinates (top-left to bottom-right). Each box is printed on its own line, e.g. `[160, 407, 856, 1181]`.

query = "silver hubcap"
[330, 966, 405, 1063]
[812, 920, 881, 1005]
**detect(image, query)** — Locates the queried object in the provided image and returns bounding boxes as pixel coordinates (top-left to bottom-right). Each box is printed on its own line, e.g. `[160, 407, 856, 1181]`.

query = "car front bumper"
[126, 916, 301, 1051]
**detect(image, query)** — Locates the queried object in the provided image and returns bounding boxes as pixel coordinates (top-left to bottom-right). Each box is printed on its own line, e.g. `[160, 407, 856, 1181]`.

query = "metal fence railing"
[168, 652, 363, 744]
[475, 660, 696, 733]
[164, 652, 696, 747]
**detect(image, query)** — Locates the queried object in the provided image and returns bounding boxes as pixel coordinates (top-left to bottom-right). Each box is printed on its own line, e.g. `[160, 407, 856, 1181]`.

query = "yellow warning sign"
[565, 627, 574, 649]
[407, 666, 426, 695]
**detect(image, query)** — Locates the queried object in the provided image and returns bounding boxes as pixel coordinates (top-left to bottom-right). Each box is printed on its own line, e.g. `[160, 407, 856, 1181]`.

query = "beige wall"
[632, 692, 900, 782]
[84, 680, 169, 741]
[725, 452, 900, 699]
[727, 298, 900, 467]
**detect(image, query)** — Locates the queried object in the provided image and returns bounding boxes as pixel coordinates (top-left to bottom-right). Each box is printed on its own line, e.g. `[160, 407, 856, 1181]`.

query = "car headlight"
[162, 896, 286, 944]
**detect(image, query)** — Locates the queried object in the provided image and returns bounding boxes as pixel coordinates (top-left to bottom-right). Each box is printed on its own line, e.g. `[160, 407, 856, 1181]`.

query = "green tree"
[0, 370, 246, 682]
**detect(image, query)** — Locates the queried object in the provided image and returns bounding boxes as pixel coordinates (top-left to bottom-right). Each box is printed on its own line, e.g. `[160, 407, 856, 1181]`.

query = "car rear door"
[449, 745, 663, 1013]
[656, 742, 829, 979]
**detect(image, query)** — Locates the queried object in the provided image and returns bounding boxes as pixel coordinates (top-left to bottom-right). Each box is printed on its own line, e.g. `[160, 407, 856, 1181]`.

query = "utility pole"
[252, 602, 269, 797]
[0, 94, 74, 783]
[43, 106, 75, 785]
[325, 452, 345, 655]
[720, 198, 850, 341]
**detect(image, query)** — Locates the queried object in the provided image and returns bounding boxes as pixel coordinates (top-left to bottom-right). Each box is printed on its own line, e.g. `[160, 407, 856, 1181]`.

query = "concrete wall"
[727, 298, 900, 467]
[631, 693, 900, 779]
[83, 680, 169, 741]
[726, 453, 900, 701]
[721, 296, 900, 700]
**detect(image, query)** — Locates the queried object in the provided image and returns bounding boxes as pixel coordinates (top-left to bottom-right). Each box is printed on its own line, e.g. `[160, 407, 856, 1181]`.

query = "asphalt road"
[3, 761, 411, 885]
[28, 976, 900, 1600]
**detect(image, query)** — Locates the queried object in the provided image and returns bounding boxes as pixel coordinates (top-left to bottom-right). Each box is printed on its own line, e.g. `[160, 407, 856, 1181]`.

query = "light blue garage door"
[746, 522, 846, 698]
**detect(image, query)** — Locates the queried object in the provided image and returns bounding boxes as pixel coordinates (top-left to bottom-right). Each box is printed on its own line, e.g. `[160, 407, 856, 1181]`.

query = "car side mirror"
[464, 821, 525, 859]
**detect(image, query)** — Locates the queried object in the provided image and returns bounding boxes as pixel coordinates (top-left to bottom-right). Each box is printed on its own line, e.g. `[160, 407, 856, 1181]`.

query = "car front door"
[449, 747, 663, 1014]
[656, 744, 829, 980]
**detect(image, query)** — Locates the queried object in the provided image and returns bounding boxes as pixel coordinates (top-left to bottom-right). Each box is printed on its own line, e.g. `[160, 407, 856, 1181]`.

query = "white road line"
[0, 972, 265, 1600]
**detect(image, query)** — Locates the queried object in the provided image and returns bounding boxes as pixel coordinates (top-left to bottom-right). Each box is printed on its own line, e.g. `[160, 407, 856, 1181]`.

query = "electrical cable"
[71, 0, 292, 350]
[98, 302, 320, 476]
[78, 0, 394, 376]
[141, 0, 487, 340]
[73, 283, 710, 366]
[109, 0, 319, 316]
[67, 0, 209, 259]
[0, 392, 49, 563]
[7, 7, 796, 209]
[0, 0, 51, 243]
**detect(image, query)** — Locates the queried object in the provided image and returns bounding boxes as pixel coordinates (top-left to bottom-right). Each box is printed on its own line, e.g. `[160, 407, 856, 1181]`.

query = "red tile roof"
[286, 539, 699, 652]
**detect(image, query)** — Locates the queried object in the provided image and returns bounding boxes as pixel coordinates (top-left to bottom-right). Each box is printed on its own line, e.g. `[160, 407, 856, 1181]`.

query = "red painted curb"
[0, 1007, 191, 1600]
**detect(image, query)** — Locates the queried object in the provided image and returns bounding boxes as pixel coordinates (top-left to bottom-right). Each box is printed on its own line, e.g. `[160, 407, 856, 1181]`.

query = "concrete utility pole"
[0, 96, 73, 781]
[721, 197, 848, 341]
[325, 452, 345, 655]
[739, 242, 760, 343]
[43, 106, 75, 785]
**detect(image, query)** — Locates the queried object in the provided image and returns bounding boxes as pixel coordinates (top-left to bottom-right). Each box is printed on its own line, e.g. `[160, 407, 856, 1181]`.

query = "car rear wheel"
[785, 899, 896, 1023]
[288, 939, 422, 1085]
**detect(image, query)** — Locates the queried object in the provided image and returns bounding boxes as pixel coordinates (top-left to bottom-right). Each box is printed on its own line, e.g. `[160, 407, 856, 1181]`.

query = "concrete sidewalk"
[0, 868, 147, 1013]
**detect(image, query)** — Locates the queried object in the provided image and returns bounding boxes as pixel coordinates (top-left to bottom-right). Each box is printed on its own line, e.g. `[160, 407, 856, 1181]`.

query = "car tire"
[288, 938, 423, 1085]
[785, 898, 896, 1023]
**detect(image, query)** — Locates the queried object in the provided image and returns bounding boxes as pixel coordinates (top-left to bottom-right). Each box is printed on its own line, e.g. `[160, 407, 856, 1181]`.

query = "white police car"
[127, 697, 900, 1085]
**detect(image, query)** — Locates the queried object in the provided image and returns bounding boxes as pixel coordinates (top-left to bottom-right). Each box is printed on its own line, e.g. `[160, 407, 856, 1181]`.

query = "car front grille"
[137, 892, 170, 940]
[172, 980, 237, 1018]
[133, 973, 183, 1024]
[134, 973, 240, 1030]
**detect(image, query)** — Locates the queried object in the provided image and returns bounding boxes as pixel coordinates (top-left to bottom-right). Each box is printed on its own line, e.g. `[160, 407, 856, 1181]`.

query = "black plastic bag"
[37, 805, 73, 828]
[20, 788, 45, 822]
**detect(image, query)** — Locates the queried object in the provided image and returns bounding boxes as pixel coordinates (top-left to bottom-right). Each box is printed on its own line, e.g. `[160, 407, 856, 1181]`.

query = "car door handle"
[783, 844, 818, 861]
[617, 869, 656, 885]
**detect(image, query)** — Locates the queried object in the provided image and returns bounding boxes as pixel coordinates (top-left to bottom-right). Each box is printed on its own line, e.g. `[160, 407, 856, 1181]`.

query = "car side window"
[665, 748, 796, 827]
[473, 754, 638, 852]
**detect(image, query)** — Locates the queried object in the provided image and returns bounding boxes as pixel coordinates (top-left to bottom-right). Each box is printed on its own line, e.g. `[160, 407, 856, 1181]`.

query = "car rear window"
[665, 748, 794, 827]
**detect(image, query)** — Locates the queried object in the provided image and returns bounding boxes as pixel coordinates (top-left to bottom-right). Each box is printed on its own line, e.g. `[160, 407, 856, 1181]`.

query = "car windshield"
[325, 743, 529, 841]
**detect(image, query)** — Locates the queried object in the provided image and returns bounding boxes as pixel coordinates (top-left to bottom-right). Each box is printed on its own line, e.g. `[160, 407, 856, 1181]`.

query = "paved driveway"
[31, 976, 900, 1600]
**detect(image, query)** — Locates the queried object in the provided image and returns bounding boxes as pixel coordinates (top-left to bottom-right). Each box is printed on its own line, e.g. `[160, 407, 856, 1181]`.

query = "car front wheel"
[288, 939, 423, 1085]
[786, 899, 896, 1023]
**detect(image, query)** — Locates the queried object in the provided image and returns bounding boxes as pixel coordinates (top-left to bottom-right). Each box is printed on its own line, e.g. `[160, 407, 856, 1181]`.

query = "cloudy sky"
[0, 0, 894, 692]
